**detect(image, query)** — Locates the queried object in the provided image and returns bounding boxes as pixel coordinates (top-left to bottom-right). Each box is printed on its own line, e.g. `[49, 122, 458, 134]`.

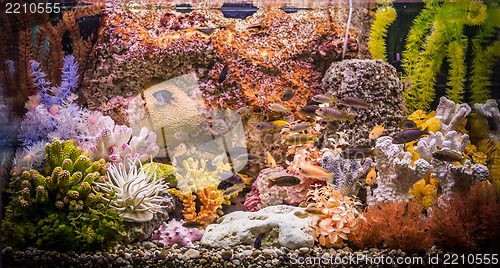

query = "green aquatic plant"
[2, 139, 126, 251]
[368, 2, 397, 61]
[402, 0, 497, 112]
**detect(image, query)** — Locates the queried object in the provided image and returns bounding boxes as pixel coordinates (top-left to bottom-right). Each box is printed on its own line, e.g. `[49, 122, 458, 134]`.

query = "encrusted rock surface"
[321, 59, 405, 148]
[201, 205, 314, 249]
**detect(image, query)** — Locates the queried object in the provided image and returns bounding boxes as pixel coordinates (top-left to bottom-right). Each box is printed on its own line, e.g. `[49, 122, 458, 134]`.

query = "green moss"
[2, 139, 125, 251]
[144, 162, 176, 186]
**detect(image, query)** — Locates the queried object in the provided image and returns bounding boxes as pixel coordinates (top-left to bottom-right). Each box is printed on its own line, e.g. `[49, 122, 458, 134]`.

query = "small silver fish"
[152, 90, 173, 106]
[236, 106, 250, 116]
[223, 184, 244, 196]
[339, 97, 369, 109]
[290, 122, 313, 132]
[299, 105, 320, 117]
[315, 107, 356, 122]
[211, 154, 226, 166]
[269, 103, 291, 113]
[312, 94, 338, 103]
[432, 149, 466, 165]
[236, 153, 260, 162]
[255, 122, 275, 131]
[174, 131, 188, 141]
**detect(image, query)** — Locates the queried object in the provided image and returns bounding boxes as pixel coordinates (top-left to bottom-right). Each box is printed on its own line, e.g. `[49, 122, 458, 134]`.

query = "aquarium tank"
[0, 0, 499, 267]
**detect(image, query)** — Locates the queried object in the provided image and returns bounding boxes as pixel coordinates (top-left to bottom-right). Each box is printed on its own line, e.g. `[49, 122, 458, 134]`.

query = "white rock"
[184, 249, 200, 259]
[201, 205, 314, 249]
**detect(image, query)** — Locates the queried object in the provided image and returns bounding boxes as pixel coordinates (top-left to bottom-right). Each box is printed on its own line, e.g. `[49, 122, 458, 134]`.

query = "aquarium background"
[1, 0, 499, 267]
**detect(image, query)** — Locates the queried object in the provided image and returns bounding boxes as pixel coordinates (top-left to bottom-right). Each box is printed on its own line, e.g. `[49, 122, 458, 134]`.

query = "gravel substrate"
[2, 242, 491, 268]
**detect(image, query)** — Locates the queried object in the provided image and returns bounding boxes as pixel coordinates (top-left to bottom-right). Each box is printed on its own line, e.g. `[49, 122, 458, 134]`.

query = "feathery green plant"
[402, 0, 496, 112]
[368, 4, 397, 61]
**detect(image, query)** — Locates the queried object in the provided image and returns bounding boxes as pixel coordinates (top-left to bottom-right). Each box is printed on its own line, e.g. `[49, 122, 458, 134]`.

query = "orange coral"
[306, 185, 360, 248]
[169, 185, 228, 226]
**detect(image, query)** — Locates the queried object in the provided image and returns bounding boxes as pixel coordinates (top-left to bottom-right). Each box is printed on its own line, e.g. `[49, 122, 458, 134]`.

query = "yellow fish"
[266, 152, 277, 169]
[369, 125, 385, 140]
[297, 165, 333, 182]
[271, 120, 287, 127]
[365, 168, 377, 185]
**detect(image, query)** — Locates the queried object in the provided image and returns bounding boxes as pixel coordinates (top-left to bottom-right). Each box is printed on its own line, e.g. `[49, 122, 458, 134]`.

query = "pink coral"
[254, 166, 309, 209]
[151, 219, 204, 248]
[244, 182, 261, 212]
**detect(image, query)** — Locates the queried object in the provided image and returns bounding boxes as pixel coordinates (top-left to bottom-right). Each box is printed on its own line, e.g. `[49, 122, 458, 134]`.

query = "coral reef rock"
[321, 59, 405, 148]
[474, 99, 500, 140]
[123, 204, 173, 244]
[368, 136, 431, 205]
[201, 205, 314, 249]
[320, 151, 372, 196]
[414, 131, 489, 196]
[435, 96, 471, 134]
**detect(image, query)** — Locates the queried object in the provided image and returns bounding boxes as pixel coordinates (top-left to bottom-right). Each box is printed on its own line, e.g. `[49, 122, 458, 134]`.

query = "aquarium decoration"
[2, 139, 125, 251]
[1, 1, 499, 266]
[151, 219, 204, 248]
[368, 0, 396, 61]
[401, 0, 499, 111]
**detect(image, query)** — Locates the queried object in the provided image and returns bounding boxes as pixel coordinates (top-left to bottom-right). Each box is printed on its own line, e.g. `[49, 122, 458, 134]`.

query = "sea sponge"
[151, 219, 204, 248]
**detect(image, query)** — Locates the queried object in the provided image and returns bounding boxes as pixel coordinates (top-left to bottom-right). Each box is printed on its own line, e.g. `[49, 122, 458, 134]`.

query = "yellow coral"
[409, 177, 439, 208]
[408, 110, 427, 126]
[472, 152, 488, 165]
[421, 116, 441, 133]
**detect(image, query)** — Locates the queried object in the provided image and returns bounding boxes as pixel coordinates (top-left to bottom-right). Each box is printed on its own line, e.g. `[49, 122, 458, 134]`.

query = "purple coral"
[151, 219, 204, 248]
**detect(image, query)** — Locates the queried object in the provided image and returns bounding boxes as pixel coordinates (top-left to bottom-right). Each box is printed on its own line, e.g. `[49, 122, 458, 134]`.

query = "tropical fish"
[400, 120, 417, 129]
[365, 168, 377, 185]
[255, 122, 275, 131]
[315, 107, 356, 123]
[432, 149, 466, 165]
[305, 207, 326, 215]
[223, 184, 244, 196]
[290, 122, 313, 132]
[249, 24, 264, 30]
[218, 171, 252, 190]
[392, 128, 428, 144]
[312, 94, 338, 103]
[399, 103, 409, 114]
[280, 90, 295, 101]
[268, 176, 301, 187]
[236, 153, 260, 163]
[341, 148, 379, 159]
[369, 125, 385, 140]
[269, 103, 291, 113]
[152, 90, 174, 106]
[404, 77, 412, 91]
[254, 233, 264, 248]
[294, 211, 309, 219]
[218, 63, 229, 84]
[266, 152, 277, 169]
[297, 165, 333, 181]
[285, 134, 318, 145]
[271, 120, 287, 127]
[182, 221, 204, 228]
[339, 97, 369, 109]
[299, 105, 320, 117]
[236, 106, 250, 116]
